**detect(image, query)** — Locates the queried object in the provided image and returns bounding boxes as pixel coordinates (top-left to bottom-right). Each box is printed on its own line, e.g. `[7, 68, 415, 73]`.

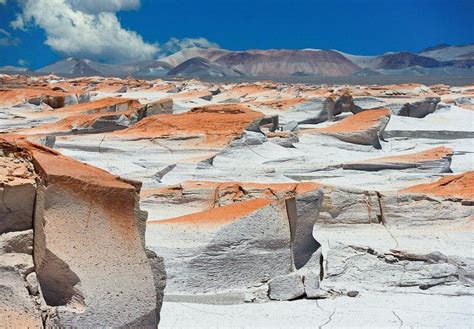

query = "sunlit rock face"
[145, 182, 324, 302]
[0, 137, 165, 327]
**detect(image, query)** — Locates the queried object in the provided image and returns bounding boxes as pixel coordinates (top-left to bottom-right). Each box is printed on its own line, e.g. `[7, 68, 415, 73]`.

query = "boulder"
[281, 99, 323, 124]
[146, 181, 324, 300]
[56, 96, 139, 115]
[230, 131, 267, 147]
[313, 108, 391, 149]
[246, 115, 279, 133]
[36, 135, 56, 148]
[323, 96, 336, 121]
[139, 98, 173, 116]
[291, 186, 324, 269]
[282, 121, 299, 132]
[297, 250, 324, 298]
[334, 91, 362, 115]
[28, 94, 78, 109]
[268, 273, 305, 301]
[308, 91, 363, 124]
[0, 230, 33, 254]
[398, 97, 441, 118]
[267, 131, 299, 148]
[0, 266, 43, 328]
[0, 253, 35, 276]
[25, 272, 40, 296]
[0, 87, 76, 108]
[147, 198, 295, 297]
[30, 143, 159, 327]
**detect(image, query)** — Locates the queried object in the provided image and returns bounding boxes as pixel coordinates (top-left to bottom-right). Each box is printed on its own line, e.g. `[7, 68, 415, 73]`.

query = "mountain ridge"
[3, 44, 472, 78]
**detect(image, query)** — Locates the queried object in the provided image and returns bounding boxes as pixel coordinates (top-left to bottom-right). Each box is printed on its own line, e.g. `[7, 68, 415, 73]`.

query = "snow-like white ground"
[160, 294, 473, 328]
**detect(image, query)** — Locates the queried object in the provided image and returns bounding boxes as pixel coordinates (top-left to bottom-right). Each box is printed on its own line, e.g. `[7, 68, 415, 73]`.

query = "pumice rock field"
[0, 73, 473, 327]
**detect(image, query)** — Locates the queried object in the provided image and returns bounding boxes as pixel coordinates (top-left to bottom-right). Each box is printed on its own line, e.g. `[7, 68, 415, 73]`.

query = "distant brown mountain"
[162, 48, 359, 77]
[371, 52, 442, 70]
[31, 44, 474, 78]
[167, 57, 243, 77]
[212, 49, 359, 77]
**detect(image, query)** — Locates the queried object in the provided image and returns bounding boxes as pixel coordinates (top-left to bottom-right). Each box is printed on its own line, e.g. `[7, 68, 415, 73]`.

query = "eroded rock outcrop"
[149, 198, 293, 300]
[115, 103, 264, 147]
[146, 181, 324, 301]
[343, 146, 453, 173]
[400, 171, 474, 200]
[0, 88, 78, 108]
[0, 151, 42, 327]
[318, 91, 363, 123]
[311, 108, 391, 148]
[314, 176, 473, 298]
[19, 97, 174, 136]
[0, 138, 165, 327]
[398, 97, 441, 118]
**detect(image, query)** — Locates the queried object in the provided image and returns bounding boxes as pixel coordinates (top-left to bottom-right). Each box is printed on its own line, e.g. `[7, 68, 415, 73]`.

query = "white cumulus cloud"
[11, 0, 157, 63]
[10, 0, 219, 63]
[67, 0, 140, 13]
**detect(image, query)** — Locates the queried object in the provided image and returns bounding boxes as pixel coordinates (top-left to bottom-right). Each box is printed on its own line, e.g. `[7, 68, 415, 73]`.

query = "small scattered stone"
[347, 291, 359, 297]
[385, 255, 398, 263]
[26, 272, 39, 295]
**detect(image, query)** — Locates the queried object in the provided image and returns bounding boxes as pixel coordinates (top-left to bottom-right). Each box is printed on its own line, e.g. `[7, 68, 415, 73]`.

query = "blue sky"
[0, 0, 472, 69]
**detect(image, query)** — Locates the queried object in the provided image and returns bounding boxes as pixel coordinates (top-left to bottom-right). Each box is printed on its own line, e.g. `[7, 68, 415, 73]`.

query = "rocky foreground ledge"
[0, 136, 165, 327]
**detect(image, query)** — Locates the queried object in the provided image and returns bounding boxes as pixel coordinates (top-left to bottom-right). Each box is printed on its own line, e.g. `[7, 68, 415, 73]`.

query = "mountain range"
[1, 44, 473, 78]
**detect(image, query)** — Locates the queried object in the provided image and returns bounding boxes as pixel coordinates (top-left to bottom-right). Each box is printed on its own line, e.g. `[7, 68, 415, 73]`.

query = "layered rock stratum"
[0, 73, 473, 327]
